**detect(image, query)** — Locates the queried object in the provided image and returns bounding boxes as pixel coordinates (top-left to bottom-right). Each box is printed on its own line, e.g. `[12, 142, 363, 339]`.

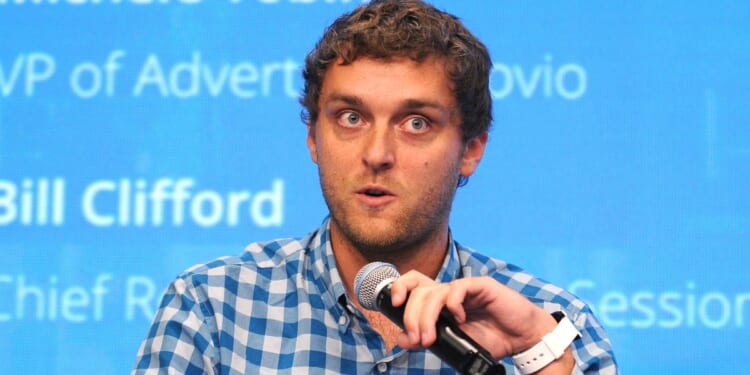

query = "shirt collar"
[436, 231, 464, 283]
[304, 217, 349, 313]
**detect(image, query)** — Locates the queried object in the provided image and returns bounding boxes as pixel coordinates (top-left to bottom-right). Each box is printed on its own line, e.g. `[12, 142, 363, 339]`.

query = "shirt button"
[345, 303, 357, 314]
[376, 362, 388, 373]
[337, 314, 350, 334]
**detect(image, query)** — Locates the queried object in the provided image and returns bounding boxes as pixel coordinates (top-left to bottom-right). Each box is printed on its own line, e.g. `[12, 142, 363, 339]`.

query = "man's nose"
[361, 125, 395, 173]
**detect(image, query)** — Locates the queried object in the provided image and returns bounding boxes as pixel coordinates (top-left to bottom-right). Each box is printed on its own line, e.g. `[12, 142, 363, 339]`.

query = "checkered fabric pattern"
[133, 218, 618, 374]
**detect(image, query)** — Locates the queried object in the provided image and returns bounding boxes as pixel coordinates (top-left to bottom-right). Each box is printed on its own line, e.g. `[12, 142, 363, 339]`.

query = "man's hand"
[390, 272, 575, 374]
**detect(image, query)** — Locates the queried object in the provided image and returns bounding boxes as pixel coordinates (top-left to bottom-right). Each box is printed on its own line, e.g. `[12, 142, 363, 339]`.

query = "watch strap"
[511, 313, 579, 374]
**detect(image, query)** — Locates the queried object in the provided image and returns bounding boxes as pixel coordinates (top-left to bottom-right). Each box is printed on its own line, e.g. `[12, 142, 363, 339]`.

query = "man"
[133, 1, 618, 374]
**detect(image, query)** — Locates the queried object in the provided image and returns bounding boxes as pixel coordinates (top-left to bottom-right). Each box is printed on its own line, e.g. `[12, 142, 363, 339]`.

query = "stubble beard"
[319, 168, 461, 262]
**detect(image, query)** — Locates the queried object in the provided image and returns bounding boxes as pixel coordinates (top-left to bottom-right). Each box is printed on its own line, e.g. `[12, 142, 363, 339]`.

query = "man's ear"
[460, 131, 488, 177]
[306, 124, 319, 164]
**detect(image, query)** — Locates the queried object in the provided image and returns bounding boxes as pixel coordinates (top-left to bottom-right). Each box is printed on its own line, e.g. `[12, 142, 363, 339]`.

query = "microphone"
[354, 262, 505, 375]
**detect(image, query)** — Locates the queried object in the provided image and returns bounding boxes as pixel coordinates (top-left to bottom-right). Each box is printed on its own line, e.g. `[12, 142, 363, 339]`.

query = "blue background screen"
[1, 1, 748, 373]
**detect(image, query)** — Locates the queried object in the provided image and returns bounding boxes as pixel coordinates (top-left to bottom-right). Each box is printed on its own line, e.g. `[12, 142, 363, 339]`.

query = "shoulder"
[456, 244, 589, 320]
[175, 235, 311, 293]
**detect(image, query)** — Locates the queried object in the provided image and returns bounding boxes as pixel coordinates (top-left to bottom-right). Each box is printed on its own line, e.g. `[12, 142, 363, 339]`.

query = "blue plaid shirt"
[133, 218, 618, 374]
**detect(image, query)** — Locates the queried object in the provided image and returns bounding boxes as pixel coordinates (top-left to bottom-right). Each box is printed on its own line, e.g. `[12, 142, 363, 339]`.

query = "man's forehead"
[332, 54, 447, 70]
[320, 56, 454, 97]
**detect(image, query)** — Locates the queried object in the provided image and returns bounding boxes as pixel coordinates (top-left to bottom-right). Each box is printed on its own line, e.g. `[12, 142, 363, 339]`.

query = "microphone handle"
[376, 285, 505, 375]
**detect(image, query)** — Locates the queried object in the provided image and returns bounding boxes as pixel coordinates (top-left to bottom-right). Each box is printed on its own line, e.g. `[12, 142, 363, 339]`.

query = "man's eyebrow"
[401, 98, 450, 112]
[327, 94, 447, 111]
[325, 93, 364, 107]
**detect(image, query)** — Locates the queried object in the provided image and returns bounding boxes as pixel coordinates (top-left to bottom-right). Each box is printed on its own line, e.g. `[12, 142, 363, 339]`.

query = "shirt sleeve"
[132, 277, 219, 375]
[568, 305, 619, 375]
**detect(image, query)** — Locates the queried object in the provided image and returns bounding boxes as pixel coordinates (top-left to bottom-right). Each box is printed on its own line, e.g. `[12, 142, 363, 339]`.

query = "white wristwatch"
[512, 312, 579, 374]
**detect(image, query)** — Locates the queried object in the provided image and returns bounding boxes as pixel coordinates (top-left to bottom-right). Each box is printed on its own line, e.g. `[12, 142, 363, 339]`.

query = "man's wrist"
[511, 312, 579, 375]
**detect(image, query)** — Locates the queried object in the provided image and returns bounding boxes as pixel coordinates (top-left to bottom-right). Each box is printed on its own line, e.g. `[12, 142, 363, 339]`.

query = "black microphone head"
[354, 262, 400, 310]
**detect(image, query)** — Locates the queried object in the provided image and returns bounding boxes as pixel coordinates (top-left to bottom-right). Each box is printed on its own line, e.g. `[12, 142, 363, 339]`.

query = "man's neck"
[328, 221, 450, 309]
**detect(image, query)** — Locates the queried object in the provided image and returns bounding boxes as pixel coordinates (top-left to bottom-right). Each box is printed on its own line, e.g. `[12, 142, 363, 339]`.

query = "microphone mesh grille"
[354, 262, 400, 310]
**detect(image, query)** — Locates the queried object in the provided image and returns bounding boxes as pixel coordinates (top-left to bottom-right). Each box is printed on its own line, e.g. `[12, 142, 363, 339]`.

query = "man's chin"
[343, 225, 408, 256]
[330, 212, 420, 254]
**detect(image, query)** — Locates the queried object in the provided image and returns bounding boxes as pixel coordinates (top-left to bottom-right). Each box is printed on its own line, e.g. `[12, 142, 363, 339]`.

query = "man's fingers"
[391, 271, 445, 346]
[445, 280, 469, 323]
[389, 270, 435, 307]
[410, 284, 447, 346]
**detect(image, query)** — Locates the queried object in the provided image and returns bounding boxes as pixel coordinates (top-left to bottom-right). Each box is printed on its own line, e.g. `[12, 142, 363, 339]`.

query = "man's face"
[307, 56, 486, 257]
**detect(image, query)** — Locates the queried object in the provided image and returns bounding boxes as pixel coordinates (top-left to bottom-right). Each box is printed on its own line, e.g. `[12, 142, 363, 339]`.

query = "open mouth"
[363, 189, 387, 197]
[357, 185, 393, 200]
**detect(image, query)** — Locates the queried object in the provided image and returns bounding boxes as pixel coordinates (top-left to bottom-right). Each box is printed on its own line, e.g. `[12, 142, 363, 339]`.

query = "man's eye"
[338, 111, 362, 126]
[405, 117, 429, 133]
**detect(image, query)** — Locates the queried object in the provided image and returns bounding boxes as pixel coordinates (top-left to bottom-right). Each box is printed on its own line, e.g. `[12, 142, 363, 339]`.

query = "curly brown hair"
[300, 0, 493, 143]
